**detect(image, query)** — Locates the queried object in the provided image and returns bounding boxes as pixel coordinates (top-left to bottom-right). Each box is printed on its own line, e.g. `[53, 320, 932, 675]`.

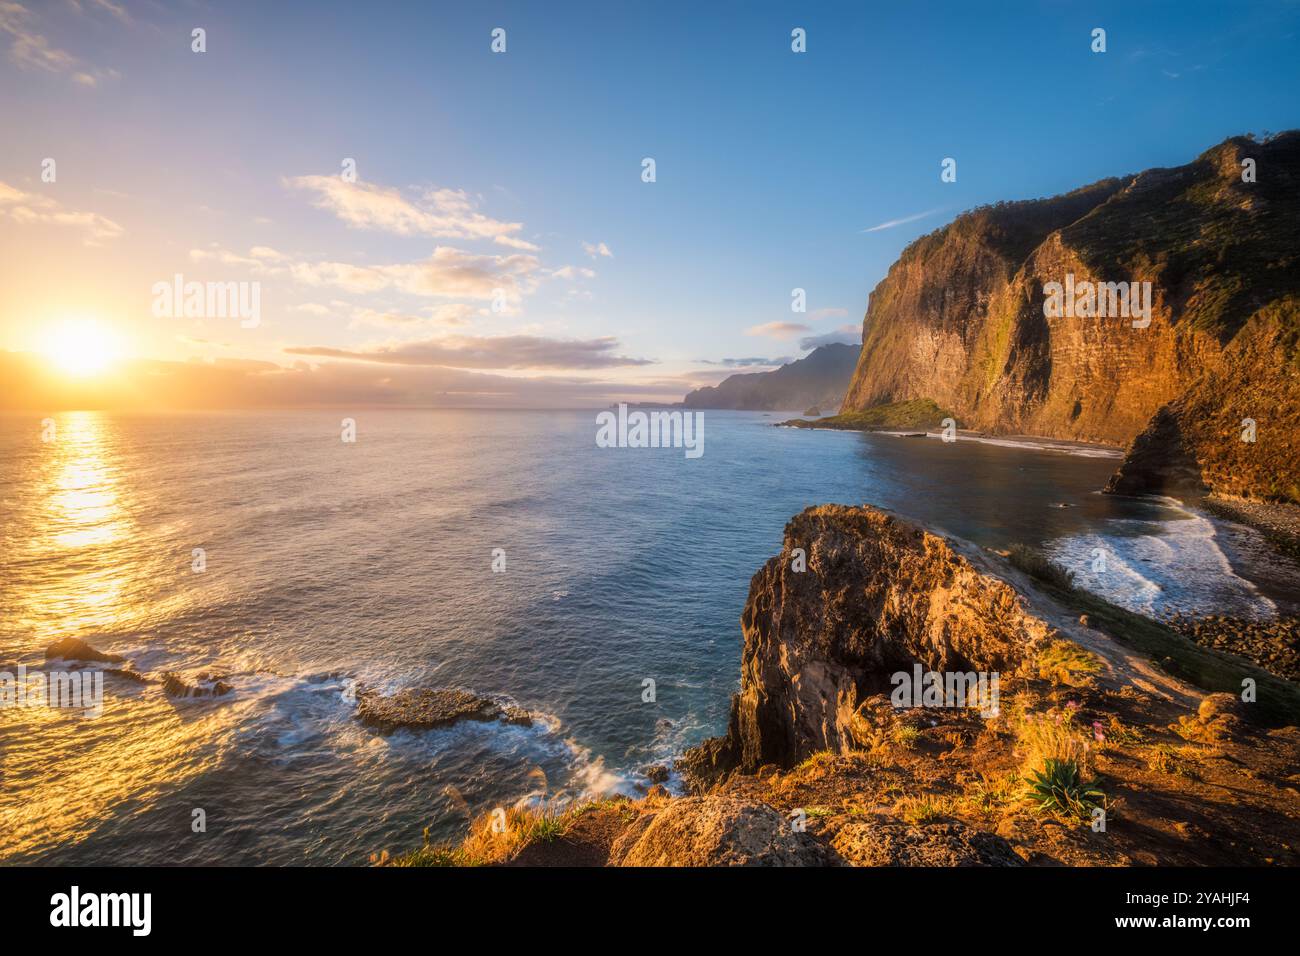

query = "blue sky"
[2, 0, 1298, 406]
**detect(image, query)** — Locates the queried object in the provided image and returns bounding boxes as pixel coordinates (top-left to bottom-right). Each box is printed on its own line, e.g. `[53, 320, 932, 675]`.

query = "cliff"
[683, 343, 860, 411]
[842, 132, 1300, 502]
[397, 505, 1300, 867]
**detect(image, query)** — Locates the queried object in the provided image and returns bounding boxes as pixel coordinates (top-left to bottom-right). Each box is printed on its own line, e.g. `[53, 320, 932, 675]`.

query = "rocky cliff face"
[842, 132, 1300, 501]
[683, 505, 1056, 779]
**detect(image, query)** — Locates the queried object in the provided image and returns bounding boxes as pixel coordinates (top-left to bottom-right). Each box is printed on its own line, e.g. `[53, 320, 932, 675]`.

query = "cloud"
[0, 2, 119, 84]
[495, 234, 540, 251]
[286, 175, 527, 244]
[0, 349, 684, 410]
[552, 265, 596, 280]
[284, 334, 652, 370]
[702, 356, 792, 368]
[289, 246, 541, 301]
[583, 241, 613, 258]
[798, 324, 861, 350]
[0, 179, 123, 244]
[349, 303, 477, 329]
[861, 207, 944, 233]
[189, 244, 287, 274]
[745, 321, 811, 339]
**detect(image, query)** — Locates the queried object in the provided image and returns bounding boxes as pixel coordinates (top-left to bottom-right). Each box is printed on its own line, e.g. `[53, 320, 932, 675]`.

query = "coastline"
[399, 505, 1300, 867]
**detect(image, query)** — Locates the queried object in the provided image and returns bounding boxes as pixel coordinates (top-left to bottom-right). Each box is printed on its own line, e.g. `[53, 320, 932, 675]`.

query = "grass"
[893, 795, 948, 825]
[780, 398, 952, 432]
[1017, 709, 1091, 772]
[383, 799, 596, 867]
[1148, 745, 1196, 779]
[964, 771, 1022, 815]
[889, 724, 922, 749]
[1036, 639, 1103, 687]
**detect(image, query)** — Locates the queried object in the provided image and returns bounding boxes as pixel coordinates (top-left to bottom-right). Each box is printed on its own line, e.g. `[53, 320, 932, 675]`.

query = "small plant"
[895, 795, 947, 825]
[1103, 714, 1146, 746]
[529, 816, 566, 843]
[965, 771, 1021, 814]
[890, 724, 922, 749]
[1026, 758, 1105, 818]
[1036, 640, 1103, 686]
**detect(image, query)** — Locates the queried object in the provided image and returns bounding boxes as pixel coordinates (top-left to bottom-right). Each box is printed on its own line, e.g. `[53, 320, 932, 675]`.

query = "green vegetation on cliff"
[780, 398, 951, 431]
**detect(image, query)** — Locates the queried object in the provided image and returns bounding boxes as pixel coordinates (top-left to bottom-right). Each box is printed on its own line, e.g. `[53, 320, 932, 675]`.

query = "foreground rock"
[683, 505, 1053, 780]
[355, 687, 532, 732]
[609, 796, 835, 867]
[45, 637, 124, 664]
[831, 820, 1021, 867]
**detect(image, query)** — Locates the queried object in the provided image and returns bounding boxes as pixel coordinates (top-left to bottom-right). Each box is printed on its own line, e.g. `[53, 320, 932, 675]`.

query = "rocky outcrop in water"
[355, 687, 532, 732]
[682, 505, 1054, 781]
[45, 637, 124, 664]
[161, 672, 232, 698]
[840, 132, 1300, 502]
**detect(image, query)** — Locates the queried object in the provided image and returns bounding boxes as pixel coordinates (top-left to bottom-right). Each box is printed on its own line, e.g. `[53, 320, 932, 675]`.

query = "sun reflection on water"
[1, 411, 230, 862]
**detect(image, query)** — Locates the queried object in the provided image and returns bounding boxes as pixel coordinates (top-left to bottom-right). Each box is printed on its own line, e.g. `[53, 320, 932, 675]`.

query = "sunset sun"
[39, 319, 122, 377]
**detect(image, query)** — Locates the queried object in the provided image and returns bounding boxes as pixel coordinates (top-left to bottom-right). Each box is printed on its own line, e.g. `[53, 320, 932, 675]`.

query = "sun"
[39, 319, 123, 377]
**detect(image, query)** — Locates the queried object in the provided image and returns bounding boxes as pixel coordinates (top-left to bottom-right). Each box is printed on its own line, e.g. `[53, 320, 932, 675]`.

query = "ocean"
[0, 408, 1291, 864]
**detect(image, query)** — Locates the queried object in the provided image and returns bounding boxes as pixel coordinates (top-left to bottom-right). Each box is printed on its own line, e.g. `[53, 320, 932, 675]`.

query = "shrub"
[1026, 758, 1106, 818]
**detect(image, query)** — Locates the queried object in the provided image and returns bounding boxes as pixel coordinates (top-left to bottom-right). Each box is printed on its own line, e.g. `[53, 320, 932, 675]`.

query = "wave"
[1044, 498, 1277, 619]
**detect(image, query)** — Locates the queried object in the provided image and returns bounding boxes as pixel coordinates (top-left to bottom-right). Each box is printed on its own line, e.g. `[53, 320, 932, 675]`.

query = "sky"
[2, 0, 1298, 409]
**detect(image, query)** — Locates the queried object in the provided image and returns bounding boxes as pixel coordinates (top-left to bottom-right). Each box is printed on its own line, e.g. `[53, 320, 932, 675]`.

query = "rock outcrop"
[831, 820, 1021, 867]
[161, 672, 232, 698]
[683, 505, 1055, 781]
[355, 687, 532, 732]
[45, 637, 124, 664]
[608, 796, 835, 867]
[840, 132, 1300, 502]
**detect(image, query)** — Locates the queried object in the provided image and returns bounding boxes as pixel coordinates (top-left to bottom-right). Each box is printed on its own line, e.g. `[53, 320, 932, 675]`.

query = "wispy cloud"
[286, 175, 530, 246]
[289, 246, 542, 303]
[285, 334, 652, 371]
[745, 321, 811, 339]
[701, 356, 792, 368]
[861, 207, 944, 233]
[0, 179, 123, 244]
[0, 1, 119, 85]
[582, 241, 613, 259]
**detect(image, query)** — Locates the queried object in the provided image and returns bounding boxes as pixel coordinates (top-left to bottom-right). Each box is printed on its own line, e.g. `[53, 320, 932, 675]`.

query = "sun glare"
[40, 319, 123, 377]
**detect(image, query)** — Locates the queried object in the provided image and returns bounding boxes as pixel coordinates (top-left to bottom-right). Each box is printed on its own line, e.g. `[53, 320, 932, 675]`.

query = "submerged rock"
[45, 637, 124, 664]
[355, 687, 532, 732]
[609, 796, 835, 867]
[161, 672, 232, 698]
